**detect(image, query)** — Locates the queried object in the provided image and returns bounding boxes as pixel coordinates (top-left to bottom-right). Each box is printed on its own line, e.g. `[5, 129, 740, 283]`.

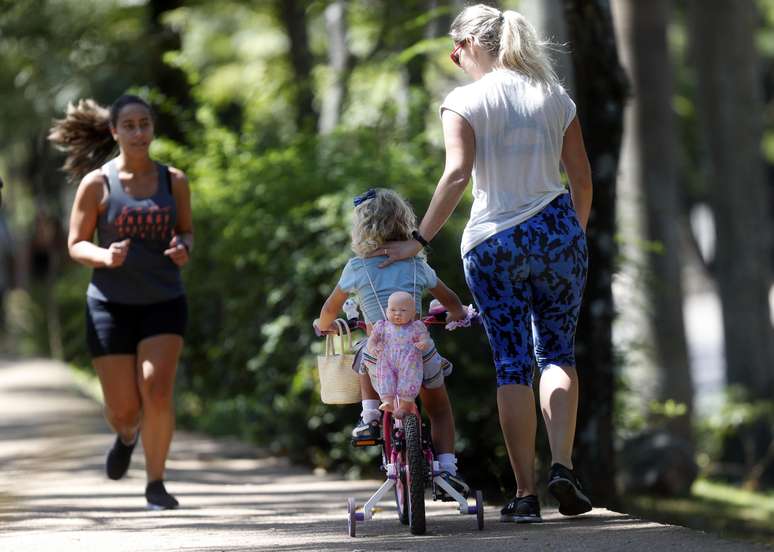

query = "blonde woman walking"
[380, 5, 594, 522]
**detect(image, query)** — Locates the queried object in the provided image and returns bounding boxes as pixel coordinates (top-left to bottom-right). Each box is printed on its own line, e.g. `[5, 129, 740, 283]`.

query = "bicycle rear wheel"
[403, 413, 426, 535]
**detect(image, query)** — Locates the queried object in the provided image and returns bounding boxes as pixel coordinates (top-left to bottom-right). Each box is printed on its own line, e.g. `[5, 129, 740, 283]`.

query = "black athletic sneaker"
[106, 433, 138, 480]
[547, 463, 592, 516]
[435, 471, 470, 502]
[500, 494, 542, 523]
[350, 417, 381, 445]
[145, 480, 179, 510]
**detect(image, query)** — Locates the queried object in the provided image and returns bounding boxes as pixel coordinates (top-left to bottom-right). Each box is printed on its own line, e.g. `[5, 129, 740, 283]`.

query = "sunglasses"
[450, 42, 464, 68]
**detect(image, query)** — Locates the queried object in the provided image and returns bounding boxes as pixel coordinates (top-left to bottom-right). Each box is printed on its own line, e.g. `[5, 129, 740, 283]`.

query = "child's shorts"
[351, 337, 452, 390]
[462, 192, 587, 388]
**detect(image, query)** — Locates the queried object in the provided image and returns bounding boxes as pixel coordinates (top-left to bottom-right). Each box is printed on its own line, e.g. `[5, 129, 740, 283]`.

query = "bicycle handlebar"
[314, 306, 478, 336]
[346, 314, 447, 333]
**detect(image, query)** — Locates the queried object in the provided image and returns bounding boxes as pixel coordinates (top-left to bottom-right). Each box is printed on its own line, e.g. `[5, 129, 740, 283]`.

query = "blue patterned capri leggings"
[462, 193, 588, 388]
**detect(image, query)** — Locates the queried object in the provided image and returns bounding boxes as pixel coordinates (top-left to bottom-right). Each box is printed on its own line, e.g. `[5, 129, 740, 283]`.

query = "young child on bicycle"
[314, 187, 469, 492]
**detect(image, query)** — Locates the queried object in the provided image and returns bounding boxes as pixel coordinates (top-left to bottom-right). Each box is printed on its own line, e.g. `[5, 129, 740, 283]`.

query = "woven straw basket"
[317, 319, 361, 404]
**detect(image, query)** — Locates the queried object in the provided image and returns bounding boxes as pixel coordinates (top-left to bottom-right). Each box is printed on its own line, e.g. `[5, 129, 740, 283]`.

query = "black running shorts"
[86, 295, 188, 358]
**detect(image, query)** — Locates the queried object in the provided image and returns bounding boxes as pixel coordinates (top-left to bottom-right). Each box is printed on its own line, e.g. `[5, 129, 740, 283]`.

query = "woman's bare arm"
[378, 110, 475, 266]
[560, 117, 593, 230]
[164, 168, 194, 266]
[68, 171, 121, 268]
[419, 110, 475, 242]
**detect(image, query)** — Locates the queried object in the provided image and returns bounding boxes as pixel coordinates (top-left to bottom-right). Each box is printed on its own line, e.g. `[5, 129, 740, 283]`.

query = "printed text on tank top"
[104, 163, 175, 244]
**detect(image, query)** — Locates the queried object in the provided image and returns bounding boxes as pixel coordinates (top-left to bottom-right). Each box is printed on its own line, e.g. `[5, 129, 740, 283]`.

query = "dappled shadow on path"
[1, 359, 768, 552]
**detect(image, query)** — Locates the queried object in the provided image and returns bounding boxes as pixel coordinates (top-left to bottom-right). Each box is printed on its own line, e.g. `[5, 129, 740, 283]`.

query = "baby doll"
[367, 291, 433, 419]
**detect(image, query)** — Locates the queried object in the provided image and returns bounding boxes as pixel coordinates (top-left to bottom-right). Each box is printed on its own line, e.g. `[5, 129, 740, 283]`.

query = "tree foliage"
[3, 0, 773, 503]
[1, 0, 512, 490]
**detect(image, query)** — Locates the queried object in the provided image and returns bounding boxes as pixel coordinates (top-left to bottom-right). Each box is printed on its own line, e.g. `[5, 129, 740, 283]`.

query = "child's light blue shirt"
[337, 256, 438, 324]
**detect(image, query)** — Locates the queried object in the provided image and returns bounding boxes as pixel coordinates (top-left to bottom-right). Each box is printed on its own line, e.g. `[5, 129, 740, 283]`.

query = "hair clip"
[353, 188, 376, 207]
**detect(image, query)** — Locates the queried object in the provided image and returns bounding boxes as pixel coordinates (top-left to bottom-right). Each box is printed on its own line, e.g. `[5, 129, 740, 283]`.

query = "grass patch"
[622, 478, 774, 546]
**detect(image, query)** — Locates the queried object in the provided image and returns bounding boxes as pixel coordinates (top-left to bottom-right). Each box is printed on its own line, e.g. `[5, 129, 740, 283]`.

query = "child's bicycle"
[335, 303, 484, 537]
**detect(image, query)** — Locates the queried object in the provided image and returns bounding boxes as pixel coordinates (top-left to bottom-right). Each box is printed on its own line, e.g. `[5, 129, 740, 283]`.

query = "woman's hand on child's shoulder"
[369, 239, 423, 268]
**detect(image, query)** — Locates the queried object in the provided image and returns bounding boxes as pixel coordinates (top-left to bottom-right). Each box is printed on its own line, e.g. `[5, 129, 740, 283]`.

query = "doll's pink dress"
[369, 319, 428, 401]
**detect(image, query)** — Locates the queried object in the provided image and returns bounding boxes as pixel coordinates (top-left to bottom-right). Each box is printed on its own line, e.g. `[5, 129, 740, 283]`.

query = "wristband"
[411, 230, 430, 248]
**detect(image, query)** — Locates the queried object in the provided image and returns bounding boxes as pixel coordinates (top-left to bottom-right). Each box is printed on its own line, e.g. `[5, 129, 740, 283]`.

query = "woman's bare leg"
[497, 383, 537, 497]
[136, 334, 182, 482]
[539, 364, 578, 468]
[94, 354, 141, 443]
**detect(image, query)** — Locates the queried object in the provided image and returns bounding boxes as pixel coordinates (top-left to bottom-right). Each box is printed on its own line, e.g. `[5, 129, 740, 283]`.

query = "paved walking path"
[0, 358, 767, 552]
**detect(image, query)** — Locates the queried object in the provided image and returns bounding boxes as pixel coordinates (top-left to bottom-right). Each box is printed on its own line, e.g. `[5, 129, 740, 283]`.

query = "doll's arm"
[412, 321, 433, 351]
[368, 320, 385, 353]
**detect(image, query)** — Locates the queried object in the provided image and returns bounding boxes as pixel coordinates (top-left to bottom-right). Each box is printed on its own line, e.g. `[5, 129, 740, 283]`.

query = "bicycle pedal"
[350, 437, 382, 447]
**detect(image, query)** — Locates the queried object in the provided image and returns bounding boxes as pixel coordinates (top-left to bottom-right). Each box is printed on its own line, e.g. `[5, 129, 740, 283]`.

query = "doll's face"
[386, 292, 415, 325]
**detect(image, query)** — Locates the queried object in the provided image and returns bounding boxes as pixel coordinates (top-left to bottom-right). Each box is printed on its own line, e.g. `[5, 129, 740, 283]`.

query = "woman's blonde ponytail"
[450, 4, 559, 88]
[498, 10, 558, 87]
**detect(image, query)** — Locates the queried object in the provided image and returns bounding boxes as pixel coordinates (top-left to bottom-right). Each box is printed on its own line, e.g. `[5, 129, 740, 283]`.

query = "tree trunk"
[519, 0, 575, 94]
[562, 0, 628, 507]
[613, 1, 694, 439]
[319, 0, 351, 134]
[396, 0, 435, 138]
[148, 0, 192, 143]
[25, 136, 65, 359]
[687, 0, 774, 400]
[276, 0, 319, 133]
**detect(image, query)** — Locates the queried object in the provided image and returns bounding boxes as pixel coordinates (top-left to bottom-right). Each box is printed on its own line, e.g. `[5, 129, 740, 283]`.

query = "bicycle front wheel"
[403, 413, 426, 535]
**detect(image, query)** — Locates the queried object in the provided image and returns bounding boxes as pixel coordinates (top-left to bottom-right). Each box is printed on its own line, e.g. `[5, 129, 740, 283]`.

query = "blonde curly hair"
[351, 188, 421, 258]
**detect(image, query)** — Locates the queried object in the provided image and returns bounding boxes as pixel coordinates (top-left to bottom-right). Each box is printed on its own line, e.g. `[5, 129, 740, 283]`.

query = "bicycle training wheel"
[475, 490, 484, 530]
[347, 496, 357, 537]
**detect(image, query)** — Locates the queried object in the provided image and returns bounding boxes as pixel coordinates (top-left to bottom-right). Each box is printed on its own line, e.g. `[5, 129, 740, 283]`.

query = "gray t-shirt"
[87, 158, 185, 305]
[337, 256, 438, 323]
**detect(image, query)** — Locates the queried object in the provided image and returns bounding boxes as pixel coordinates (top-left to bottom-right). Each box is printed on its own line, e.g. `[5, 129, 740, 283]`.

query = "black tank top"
[86, 158, 185, 304]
